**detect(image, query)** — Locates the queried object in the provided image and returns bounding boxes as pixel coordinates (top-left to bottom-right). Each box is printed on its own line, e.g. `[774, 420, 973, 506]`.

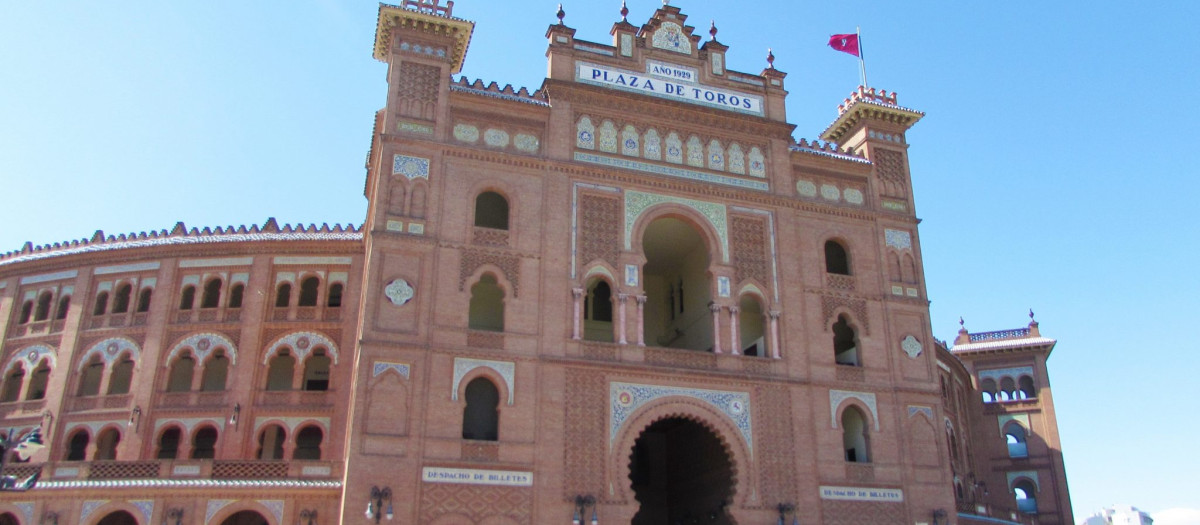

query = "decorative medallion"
[901, 335, 922, 359]
[820, 184, 841, 201]
[453, 124, 479, 143]
[392, 155, 430, 180]
[844, 188, 864, 205]
[483, 128, 510, 148]
[385, 279, 415, 306]
[514, 133, 539, 153]
[796, 180, 817, 197]
[652, 22, 690, 54]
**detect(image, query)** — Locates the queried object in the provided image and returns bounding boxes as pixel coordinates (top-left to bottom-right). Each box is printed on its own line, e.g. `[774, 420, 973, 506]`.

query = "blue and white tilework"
[166, 332, 238, 367]
[77, 337, 140, 370]
[717, 276, 731, 298]
[263, 331, 339, 365]
[259, 500, 285, 523]
[131, 500, 154, 523]
[907, 405, 933, 420]
[830, 390, 880, 431]
[206, 500, 236, 524]
[392, 155, 430, 180]
[884, 229, 912, 251]
[13, 502, 33, 524]
[901, 335, 922, 359]
[453, 358, 515, 405]
[577, 152, 767, 192]
[609, 382, 753, 456]
[624, 190, 730, 262]
[4, 344, 55, 375]
[453, 124, 479, 143]
[373, 361, 411, 380]
[625, 264, 639, 287]
[80, 501, 109, 523]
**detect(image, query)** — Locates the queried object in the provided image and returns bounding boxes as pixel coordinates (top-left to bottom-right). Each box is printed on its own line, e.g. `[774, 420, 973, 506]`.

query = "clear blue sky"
[2, 2, 1198, 521]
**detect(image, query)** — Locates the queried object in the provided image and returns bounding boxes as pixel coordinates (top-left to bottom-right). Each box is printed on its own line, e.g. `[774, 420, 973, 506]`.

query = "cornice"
[375, 4, 474, 73]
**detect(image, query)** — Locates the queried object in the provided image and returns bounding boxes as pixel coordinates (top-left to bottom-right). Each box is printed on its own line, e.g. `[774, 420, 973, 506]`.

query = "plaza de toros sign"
[575, 60, 764, 116]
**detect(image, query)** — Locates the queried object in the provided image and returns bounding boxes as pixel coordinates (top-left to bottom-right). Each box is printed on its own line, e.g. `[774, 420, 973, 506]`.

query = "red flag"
[828, 33, 860, 57]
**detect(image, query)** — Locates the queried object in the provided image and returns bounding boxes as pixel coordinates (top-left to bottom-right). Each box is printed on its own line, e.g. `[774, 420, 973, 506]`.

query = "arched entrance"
[96, 511, 138, 525]
[0, 513, 18, 525]
[220, 511, 269, 525]
[630, 417, 734, 525]
[641, 217, 714, 351]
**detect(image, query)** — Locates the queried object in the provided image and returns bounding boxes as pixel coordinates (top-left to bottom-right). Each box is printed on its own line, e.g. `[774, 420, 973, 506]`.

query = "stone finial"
[620, 0, 628, 21]
[1028, 308, 1036, 322]
[959, 316, 965, 329]
[556, 3, 565, 24]
[709, 20, 717, 40]
[766, 48, 775, 69]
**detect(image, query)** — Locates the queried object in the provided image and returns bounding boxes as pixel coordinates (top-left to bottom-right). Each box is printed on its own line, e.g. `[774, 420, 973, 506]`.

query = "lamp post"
[572, 495, 597, 525]
[299, 509, 317, 525]
[932, 508, 948, 525]
[776, 503, 798, 525]
[366, 486, 393, 523]
[163, 508, 184, 525]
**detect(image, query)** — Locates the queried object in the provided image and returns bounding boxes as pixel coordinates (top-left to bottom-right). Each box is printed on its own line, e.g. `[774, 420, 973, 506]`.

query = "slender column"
[769, 310, 782, 359]
[710, 304, 723, 354]
[571, 288, 584, 340]
[616, 294, 629, 345]
[728, 306, 741, 356]
[635, 295, 647, 347]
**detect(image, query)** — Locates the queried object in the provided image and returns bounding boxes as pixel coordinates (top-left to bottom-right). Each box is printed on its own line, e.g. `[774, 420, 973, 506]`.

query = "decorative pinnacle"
[620, 0, 628, 21]
[1029, 308, 1036, 322]
[766, 48, 775, 69]
[959, 317, 965, 329]
[709, 20, 717, 40]
[556, 3, 565, 24]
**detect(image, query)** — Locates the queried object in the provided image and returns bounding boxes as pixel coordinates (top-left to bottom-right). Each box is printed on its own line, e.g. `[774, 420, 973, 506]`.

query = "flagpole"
[857, 26, 868, 88]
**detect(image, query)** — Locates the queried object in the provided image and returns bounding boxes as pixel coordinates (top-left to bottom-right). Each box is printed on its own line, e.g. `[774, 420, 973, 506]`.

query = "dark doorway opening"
[630, 417, 735, 525]
[96, 511, 138, 525]
[220, 510, 270, 525]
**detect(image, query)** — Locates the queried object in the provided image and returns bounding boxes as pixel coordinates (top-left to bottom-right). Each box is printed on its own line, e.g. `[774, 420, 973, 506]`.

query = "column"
[616, 294, 629, 345]
[571, 288, 584, 340]
[728, 306, 740, 356]
[769, 310, 781, 359]
[710, 304, 723, 354]
[635, 295, 646, 347]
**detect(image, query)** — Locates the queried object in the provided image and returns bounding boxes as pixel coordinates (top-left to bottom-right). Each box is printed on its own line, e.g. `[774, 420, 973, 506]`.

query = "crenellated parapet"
[449, 77, 549, 106]
[789, 138, 870, 164]
[821, 86, 924, 144]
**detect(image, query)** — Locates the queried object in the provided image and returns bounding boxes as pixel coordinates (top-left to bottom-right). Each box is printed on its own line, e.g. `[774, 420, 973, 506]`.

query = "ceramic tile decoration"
[907, 405, 934, 419]
[262, 331, 339, 365]
[483, 128, 510, 148]
[514, 133, 539, 153]
[796, 180, 817, 197]
[392, 154, 430, 180]
[78, 337, 140, 369]
[901, 335, 923, 358]
[610, 382, 754, 455]
[166, 332, 238, 367]
[453, 357, 516, 405]
[652, 22, 690, 54]
[830, 390, 880, 430]
[885, 229, 912, 250]
[453, 124, 480, 143]
[624, 189, 730, 262]
[385, 278, 415, 306]
[373, 361, 411, 379]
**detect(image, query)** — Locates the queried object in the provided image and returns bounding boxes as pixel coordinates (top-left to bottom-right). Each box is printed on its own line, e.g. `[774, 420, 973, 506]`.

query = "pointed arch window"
[190, 426, 219, 459]
[107, 355, 135, 395]
[256, 425, 286, 460]
[95, 428, 121, 460]
[26, 360, 51, 400]
[136, 287, 152, 313]
[65, 430, 90, 461]
[93, 291, 110, 316]
[34, 292, 53, 321]
[166, 352, 196, 392]
[201, 279, 222, 309]
[200, 350, 229, 392]
[841, 406, 871, 463]
[468, 274, 505, 332]
[293, 426, 323, 460]
[179, 285, 196, 310]
[156, 427, 181, 459]
[298, 276, 320, 307]
[833, 314, 860, 366]
[112, 284, 132, 314]
[462, 377, 500, 441]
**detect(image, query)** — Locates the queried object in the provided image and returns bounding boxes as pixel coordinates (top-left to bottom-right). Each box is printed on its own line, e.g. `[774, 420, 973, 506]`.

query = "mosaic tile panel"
[830, 390, 880, 431]
[624, 190, 730, 262]
[844, 188, 864, 205]
[384, 278, 415, 306]
[821, 184, 841, 201]
[796, 180, 818, 197]
[1006, 470, 1040, 492]
[576, 117, 595, 149]
[263, 331, 339, 364]
[131, 500, 154, 523]
[598, 121, 618, 153]
[453, 124, 479, 143]
[644, 129, 662, 160]
[665, 132, 683, 164]
[3, 344, 55, 375]
[514, 133, 539, 153]
[398, 121, 433, 134]
[373, 361, 411, 379]
[577, 152, 767, 191]
[13, 502, 33, 524]
[748, 147, 766, 177]
[78, 337, 140, 370]
[483, 128, 509, 148]
[652, 22, 690, 54]
[621, 125, 639, 156]
[727, 143, 745, 174]
[166, 332, 238, 367]
[392, 155, 430, 180]
[258, 500, 284, 523]
[206, 500, 235, 523]
[997, 413, 1031, 436]
[901, 335, 923, 359]
[685, 136, 704, 167]
[609, 382, 753, 455]
[453, 358, 516, 405]
[80, 501, 109, 523]
[707, 140, 725, 171]
[884, 229, 912, 250]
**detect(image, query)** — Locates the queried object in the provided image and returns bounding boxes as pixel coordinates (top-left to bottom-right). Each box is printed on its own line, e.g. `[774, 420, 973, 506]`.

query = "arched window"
[227, 283, 244, 309]
[275, 283, 292, 308]
[1, 365, 24, 402]
[65, 430, 90, 461]
[1005, 423, 1029, 458]
[55, 295, 71, 320]
[93, 291, 110, 316]
[1019, 376, 1037, 399]
[190, 426, 218, 459]
[156, 427, 182, 459]
[1000, 377, 1017, 401]
[77, 355, 105, 397]
[200, 350, 229, 392]
[201, 278, 222, 309]
[293, 425, 323, 460]
[107, 355, 135, 395]
[25, 360, 51, 400]
[738, 294, 766, 356]
[327, 283, 343, 308]
[298, 276, 320, 307]
[166, 352, 196, 392]
[474, 191, 510, 230]
[179, 285, 196, 310]
[112, 284, 132, 314]
[583, 278, 613, 342]
[34, 291, 53, 321]
[462, 377, 500, 441]
[825, 240, 850, 275]
[94, 428, 121, 460]
[256, 424, 286, 460]
[136, 288, 152, 313]
[832, 314, 860, 366]
[265, 350, 295, 391]
[948, 426, 960, 460]
[302, 349, 331, 391]
[1014, 480, 1038, 514]
[956, 481, 965, 501]
[468, 274, 505, 332]
[18, 301, 33, 324]
[841, 406, 870, 463]
[980, 378, 998, 403]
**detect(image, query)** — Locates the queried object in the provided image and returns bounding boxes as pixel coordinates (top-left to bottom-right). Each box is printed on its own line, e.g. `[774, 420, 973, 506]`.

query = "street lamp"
[572, 495, 597, 525]
[776, 503, 798, 525]
[366, 486, 393, 523]
[163, 508, 184, 525]
[932, 508, 948, 525]
[299, 509, 317, 525]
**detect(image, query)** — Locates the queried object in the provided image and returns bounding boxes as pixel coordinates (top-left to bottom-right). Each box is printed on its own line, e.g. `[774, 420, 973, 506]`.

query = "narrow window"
[462, 377, 500, 441]
[106, 355, 135, 395]
[227, 283, 244, 309]
[1014, 480, 1038, 513]
[1019, 375, 1037, 399]
[94, 428, 121, 460]
[34, 292, 53, 321]
[156, 427, 182, 459]
[255, 425, 286, 460]
[841, 406, 870, 463]
[265, 350, 295, 391]
[474, 191, 510, 230]
[136, 288, 152, 313]
[179, 285, 196, 310]
[66, 430, 90, 461]
[468, 274, 505, 332]
[298, 276, 320, 307]
[1, 365, 24, 402]
[833, 314, 860, 366]
[25, 361, 51, 400]
[1005, 423, 1029, 458]
[201, 279, 222, 309]
[327, 283, 343, 308]
[738, 295, 766, 357]
[190, 426, 218, 459]
[1000, 377, 1017, 401]
[301, 349, 331, 391]
[200, 350, 229, 392]
[93, 291, 110, 316]
[77, 356, 105, 396]
[583, 279, 614, 343]
[112, 284, 132, 313]
[980, 378, 998, 403]
[275, 283, 292, 308]
[166, 353, 196, 393]
[18, 301, 33, 324]
[293, 426, 323, 460]
[825, 240, 850, 275]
